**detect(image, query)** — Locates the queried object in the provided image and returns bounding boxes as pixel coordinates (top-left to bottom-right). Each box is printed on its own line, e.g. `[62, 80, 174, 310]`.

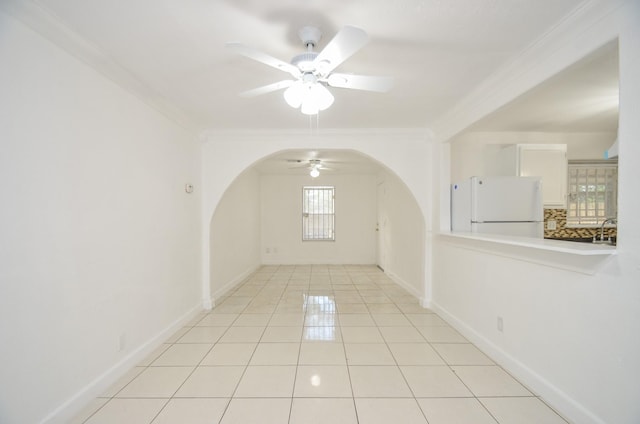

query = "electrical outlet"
[497, 317, 504, 332]
[546, 220, 557, 230]
[266, 247, 270, 254]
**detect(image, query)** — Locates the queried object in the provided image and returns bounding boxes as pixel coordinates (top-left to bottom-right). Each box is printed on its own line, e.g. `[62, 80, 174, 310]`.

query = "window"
[302, 186, 335, 241]
[566, 161, 617, 226]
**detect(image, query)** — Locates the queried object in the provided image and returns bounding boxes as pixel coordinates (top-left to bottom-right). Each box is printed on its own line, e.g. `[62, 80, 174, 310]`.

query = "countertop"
[440, 232, 617, 256]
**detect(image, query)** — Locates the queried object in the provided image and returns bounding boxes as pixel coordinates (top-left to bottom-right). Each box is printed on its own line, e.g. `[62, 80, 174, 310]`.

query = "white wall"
[209, 165, 424, 297]
[260, 173, 377, 264]
[432, 239, 637, 424]
[0, 11, 201, 424]
[450, 131, 616, 182]
[432, 1, 640, 423]
[377, 171, 425, 299]
[209, 169, 261, 304]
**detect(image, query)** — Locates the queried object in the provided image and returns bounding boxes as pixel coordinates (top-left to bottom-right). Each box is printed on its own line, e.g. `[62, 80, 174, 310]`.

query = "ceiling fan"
[227, 25, 393, 115]
[287, 158, 334, 178]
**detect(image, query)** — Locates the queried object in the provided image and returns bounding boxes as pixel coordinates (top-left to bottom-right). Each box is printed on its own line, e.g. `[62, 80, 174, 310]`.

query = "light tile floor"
[74, 265, 569, 424]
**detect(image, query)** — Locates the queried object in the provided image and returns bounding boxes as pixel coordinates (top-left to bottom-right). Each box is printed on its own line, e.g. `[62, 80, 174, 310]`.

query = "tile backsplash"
[544, 209, 617, 239]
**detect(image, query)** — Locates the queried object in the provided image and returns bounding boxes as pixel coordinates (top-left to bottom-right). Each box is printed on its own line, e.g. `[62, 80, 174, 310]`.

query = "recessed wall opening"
[448, 40, 619, 241]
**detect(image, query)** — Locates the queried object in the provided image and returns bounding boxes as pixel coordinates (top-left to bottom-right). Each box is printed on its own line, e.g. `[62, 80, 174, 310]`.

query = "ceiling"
[253, 149, 383, 176]
[9, 0, 590, 131]
[468, 40, 619, 132]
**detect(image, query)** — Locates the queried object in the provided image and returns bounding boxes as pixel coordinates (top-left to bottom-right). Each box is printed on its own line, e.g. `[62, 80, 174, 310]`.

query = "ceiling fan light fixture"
[286, 80, 334, 115]
[228, 25, 394, 117]
[310, 167, 320, 178]
[300, 83, 333, 115]
[311, 83, 334, 110]
[284, 81, 304, 108]
[301, 99, 320, 115]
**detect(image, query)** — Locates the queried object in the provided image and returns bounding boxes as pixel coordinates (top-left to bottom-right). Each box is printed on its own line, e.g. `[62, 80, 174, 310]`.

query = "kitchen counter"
[438, 232, 617, 274]
[545, 236, 616, 246]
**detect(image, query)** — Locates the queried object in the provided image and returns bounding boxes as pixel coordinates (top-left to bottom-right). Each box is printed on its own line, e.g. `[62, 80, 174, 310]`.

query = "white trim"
[40, 302, 204, 424]
[430, 0, 624, 143]
[201, 128, 431, 141]
[0, 0, 199, 131]
[386, 270, 424, 305]
[202, 297, 213, 310]
[420, 297, 431, 309]
[429, 300, 608, 424]
[209, 265, 260, 308]
[438, 232, 616, 275]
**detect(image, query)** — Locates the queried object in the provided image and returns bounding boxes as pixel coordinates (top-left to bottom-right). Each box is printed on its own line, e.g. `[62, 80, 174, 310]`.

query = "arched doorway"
[201, 130, 435, 309]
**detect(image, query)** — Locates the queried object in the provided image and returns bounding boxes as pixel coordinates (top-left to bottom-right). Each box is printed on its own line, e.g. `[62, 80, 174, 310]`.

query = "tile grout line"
[333, 271, 360, 424]
[169, 265, 278, 424]
[288, 268, 310, 423]
[216, 264, 286, 423]
[81, 264, 561, 423]
[155, 273, 263, 424]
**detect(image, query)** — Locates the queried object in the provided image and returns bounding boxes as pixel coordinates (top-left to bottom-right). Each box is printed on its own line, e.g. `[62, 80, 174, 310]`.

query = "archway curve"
[201, 130, 435, 308]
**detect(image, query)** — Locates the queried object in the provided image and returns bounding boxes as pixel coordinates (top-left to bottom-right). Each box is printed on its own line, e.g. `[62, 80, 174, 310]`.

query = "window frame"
[302, 186, 335, 241]
[566, 160, 618, 228]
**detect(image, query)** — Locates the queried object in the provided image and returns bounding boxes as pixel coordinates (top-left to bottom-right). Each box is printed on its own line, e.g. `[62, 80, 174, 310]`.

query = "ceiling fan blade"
[226, 42, 301, 78]
[240, 80, 295, 97]
[313, 26, 368, 76]
[326, 73, 394, 92]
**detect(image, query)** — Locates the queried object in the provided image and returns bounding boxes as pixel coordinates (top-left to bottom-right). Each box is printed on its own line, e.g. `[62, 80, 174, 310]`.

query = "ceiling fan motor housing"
[291, 52, 319, 72]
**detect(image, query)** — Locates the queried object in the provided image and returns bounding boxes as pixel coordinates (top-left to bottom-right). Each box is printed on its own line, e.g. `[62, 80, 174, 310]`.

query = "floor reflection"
[304, 294, 337, 341]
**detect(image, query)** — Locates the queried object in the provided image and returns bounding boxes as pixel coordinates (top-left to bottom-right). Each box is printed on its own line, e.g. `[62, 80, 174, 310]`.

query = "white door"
[377, 182, 388, 271]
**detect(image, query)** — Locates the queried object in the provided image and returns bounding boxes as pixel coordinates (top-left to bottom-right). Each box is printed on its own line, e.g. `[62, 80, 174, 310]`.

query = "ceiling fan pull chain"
[307, 110, 320, 136]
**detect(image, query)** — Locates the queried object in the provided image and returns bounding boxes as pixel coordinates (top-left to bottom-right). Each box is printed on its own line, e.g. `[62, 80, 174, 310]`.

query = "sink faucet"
[595, 217, 617, 243]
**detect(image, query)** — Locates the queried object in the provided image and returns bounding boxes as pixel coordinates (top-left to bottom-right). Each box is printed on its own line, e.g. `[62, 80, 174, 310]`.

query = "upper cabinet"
[494, 144, 568, 208]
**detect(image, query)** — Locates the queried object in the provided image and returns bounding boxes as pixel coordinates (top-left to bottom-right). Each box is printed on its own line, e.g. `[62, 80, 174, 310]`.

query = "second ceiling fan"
[227, 25, 393, 115]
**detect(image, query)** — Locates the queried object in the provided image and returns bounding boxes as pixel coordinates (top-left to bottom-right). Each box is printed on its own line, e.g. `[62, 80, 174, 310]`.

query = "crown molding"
[199, 127, 433, 144]
[430, 0, 626, 144]
[1, 0, 201, 132]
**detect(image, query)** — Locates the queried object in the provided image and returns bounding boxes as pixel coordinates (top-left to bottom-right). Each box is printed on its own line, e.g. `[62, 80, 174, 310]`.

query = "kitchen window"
[302, 186, 335, 241]
[566, 161, 617, 227]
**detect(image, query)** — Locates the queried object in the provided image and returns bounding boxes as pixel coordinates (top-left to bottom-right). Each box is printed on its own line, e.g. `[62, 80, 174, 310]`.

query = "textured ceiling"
[10, 0, 593, 131]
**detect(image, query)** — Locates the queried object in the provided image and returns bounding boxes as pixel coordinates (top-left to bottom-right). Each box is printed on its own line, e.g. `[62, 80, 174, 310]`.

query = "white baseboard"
[41, 302, 204, 424]
[202, 297, 213, 310]
[429, 301, 606, 424]
[209, 264, 260, 307]
[420, 297, 431, 309]
[385, 270, 425, 305]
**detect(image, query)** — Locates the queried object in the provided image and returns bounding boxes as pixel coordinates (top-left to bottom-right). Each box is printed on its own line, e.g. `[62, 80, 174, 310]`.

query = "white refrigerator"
[451, 176, 544, 238]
